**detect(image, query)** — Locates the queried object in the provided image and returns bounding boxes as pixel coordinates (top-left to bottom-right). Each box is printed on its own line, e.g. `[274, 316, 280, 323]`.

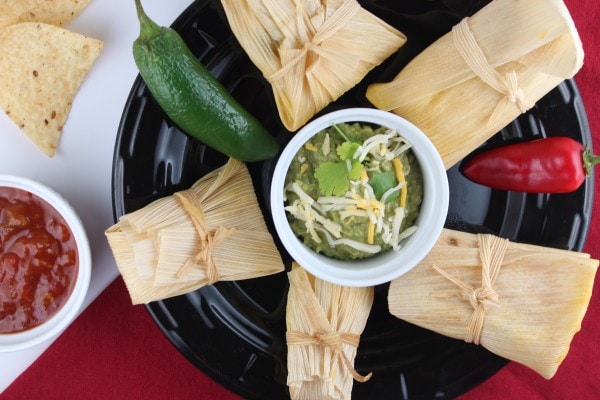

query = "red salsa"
[0, 186, 78, 333]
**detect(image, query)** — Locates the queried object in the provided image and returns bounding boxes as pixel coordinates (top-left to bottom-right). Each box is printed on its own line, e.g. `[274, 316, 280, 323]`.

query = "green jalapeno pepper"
[132, 0, 279, 162]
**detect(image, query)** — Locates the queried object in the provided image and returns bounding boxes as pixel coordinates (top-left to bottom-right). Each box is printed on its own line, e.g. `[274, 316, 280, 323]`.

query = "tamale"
[287, 264, 373, 399]
[388, 229, 598, 379]
[220, 0, 406, 132]
[105, 158, 284, 304]
[366, 0, 584, 169]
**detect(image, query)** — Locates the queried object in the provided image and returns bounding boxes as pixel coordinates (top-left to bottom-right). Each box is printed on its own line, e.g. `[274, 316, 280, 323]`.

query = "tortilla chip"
[0, 0, 92, 30]
[0, 22, 102, 157]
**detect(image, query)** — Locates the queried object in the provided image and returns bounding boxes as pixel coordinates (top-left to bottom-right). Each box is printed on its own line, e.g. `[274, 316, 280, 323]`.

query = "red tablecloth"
[3, 0, 599, 399]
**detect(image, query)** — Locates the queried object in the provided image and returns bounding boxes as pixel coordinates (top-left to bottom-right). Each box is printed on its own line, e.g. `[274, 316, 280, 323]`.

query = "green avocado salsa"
[284, 122, 423, 260]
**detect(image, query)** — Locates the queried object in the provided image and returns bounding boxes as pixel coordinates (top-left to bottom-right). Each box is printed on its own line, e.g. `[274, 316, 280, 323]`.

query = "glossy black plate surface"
[112, 1, 593, 399]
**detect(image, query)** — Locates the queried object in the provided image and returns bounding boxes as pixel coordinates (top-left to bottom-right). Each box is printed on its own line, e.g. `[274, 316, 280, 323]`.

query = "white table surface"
[0, 0, 194, 392]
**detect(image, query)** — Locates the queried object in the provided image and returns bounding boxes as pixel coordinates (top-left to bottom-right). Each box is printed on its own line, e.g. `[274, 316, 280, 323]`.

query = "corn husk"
[388, 229, 598, 379]
[220, 0, 406, 132]
[366, 0, 584, 169]
[286, 264, 373, 400]
[105, 158, 284, 304]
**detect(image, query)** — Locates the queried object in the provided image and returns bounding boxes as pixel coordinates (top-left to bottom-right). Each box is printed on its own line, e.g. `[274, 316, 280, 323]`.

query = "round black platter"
[111, 0, 594, 399]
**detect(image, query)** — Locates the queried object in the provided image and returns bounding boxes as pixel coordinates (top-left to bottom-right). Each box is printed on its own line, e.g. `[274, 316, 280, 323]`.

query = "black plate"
[111, 1, 594, 399]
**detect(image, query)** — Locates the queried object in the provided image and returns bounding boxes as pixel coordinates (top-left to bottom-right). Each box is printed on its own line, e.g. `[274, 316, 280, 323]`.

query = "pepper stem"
[582, 146, 600, 175]
[134, 0, 162, 43]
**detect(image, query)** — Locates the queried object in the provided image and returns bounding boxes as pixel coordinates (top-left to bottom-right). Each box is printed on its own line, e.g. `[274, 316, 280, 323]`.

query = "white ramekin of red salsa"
[0, 175, 91, 352]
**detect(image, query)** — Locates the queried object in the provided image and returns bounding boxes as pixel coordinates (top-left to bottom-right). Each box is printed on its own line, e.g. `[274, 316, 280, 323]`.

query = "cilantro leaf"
[348, 158, 363, 180]
[370, 170, 399, 202]
[337, 141, 360, 161]
[315, 162, 350, 196]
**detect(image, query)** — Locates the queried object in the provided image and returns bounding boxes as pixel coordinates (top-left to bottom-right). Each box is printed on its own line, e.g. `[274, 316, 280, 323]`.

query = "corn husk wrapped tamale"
[220, 0, 406, 132]
[366, 0, 584, 169]
[286, 264, 373, 399]
[388, 229, 598, 379]
[105, 158, 284, 304]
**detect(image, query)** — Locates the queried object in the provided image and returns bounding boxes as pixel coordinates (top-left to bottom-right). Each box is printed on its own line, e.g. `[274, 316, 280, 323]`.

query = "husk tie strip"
[265, 0, 361, 84]
[433, 234, 509, 345]
[174, 190, 235, 284]
[452, 17, 534, 126]
[286, 331, 371, 382]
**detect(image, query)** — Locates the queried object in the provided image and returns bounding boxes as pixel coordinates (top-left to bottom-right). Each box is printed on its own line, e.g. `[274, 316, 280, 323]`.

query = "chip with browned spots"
[0, 22, 102, 156]
[0, 0, 92, 30]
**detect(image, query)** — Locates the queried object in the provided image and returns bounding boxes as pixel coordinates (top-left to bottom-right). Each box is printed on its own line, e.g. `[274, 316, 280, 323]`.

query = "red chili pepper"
[462, 137, 600, 193]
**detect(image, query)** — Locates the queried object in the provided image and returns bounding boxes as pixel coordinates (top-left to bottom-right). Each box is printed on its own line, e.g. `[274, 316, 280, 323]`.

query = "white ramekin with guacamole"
[284, 121, 423, 260]
[271, 108, 448, 287]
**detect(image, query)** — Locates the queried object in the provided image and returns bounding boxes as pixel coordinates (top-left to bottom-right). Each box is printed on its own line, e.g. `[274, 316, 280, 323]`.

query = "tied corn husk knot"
[388, 229, 598, 379]
[220, 0, 406, 132]
[105, 158, 284, 304]
[452, 18, 534, 126]
[286, 264, 373, 399]
[432, 234, 508, 345]
[266, 0, 360, 84]
[173, 190, 235, 284]
[286, 331, 371, 382]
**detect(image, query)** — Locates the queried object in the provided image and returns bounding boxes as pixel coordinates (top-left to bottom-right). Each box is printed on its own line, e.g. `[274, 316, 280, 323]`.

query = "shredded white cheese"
[289, 182, 317, 209]
[380, 182, 403, 205]
[316, 227, 382, 254]
[322, 133, 331, 155]
[330, 238, 382, 254]
[357, 131, 398, 161]
[390, 207, 406, 250]
[338, 209, 369, 219]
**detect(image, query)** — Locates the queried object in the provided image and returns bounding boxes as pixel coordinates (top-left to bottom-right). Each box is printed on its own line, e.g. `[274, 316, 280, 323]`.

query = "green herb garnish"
[315, 162, 349, 196]
[370, 170, 399, 203]
[337, 141, 360, 161]
[315, 124, 365, 196]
